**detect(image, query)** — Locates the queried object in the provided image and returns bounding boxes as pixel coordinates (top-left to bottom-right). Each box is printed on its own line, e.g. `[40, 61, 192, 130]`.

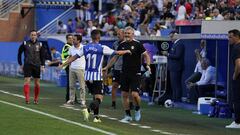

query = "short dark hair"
[66, 34, 73, 40]
[201, 57, 211, 66]
[228, 29, 240, 37]
[58, 21, 63, 25]
[50, 47, 56, 51]
[30, 30, 37, 33]
[169, 30, 178, 35]
[91, 29, 101, 40]
[74, 34, 82, 42]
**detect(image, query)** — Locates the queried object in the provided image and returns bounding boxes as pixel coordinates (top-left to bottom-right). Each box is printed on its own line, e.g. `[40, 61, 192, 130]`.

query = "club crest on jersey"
[36, 45, 40, 51]
[131, 46, 134, 50]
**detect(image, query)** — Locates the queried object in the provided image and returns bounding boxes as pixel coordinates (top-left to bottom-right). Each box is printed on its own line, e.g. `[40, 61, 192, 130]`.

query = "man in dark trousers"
[103, 29, 124, 109]
[61, 34, 73, 102]
[17, 30, 45, 104]
[226, 29, 240, 129]
[163, 31, 185, 102]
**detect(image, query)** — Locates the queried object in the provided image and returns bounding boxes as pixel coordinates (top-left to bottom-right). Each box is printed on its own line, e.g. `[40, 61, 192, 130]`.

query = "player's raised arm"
[59, 54, 78, 69]
[116, 50, 132, 55]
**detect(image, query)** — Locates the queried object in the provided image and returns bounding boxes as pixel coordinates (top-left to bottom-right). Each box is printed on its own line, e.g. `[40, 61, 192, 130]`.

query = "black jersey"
[17, 40, 45, 66]
[117, 40, 146, 73]
[231, 43, 240, 68]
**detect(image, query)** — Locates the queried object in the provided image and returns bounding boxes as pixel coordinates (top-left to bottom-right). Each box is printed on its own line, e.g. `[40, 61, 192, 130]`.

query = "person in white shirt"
[212, 9, 224, 20]
[86, 20, 97, 37]
[176, 0, 186, 20]
[66, 34, 86, 107]
[185, 40, 207, 87]
[187, 58, 219, 103]
[57, 21, 67, 34]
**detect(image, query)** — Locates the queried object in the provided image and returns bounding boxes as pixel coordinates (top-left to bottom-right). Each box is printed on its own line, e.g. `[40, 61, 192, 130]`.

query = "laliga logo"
[161, 42, 169, 51]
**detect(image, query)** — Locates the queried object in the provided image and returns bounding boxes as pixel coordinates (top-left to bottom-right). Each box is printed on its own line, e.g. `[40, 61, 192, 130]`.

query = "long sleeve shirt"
[17, 40, 45, 66]
[196, 66, 216, 85]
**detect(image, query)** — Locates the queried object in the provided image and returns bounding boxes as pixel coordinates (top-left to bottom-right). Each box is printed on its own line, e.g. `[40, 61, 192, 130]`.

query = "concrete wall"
[0, 4, 34, 42]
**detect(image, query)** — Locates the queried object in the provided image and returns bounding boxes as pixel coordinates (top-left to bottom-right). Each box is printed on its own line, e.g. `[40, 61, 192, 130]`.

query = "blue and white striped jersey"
[76, 43, 115, 81]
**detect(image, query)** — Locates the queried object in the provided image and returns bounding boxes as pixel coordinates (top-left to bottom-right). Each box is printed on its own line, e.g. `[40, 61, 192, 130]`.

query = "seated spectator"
[236, 9, 240, 20]
[74, 17, 86, 34]
[204, 9, 213, 20]
[212, 8, 224, 20]
[57, 21, 67, 34]
[86, 20, 97, 37]
[67, 19, 74, 33]
[185, 40, 207, 86]
[47, 47, 62, 66]
[187, 58, 218, 103]
[125, 16, 135, 28]
[176, 0, 187, 20]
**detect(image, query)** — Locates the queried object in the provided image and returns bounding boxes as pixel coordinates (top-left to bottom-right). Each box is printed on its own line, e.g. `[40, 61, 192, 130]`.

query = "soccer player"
[17, 30, 45, 104]
[59, 29, 131, 122]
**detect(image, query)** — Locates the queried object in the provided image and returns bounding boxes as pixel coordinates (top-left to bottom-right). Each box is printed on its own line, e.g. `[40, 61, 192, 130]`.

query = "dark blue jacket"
[168, 39, 185, 72]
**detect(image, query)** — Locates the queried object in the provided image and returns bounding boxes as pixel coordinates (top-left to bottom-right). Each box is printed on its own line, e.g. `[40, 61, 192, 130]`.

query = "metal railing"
[38, 6, 76, 36]
[0, 0, 24, 18]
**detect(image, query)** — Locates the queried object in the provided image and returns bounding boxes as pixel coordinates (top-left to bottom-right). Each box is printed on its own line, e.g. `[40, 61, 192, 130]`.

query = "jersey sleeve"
[103, 45, 115, 55]
[17, 43, 24, 65]
[139, 42, 146, 54]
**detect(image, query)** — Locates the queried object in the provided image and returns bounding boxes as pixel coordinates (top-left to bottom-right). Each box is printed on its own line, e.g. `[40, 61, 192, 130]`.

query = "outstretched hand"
[125, 50, 132, 55]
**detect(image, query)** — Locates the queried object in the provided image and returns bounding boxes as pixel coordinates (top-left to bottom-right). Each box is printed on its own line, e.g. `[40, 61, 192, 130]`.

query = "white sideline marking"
[0, 100, 116, 135]
[130, 123, 140, 126]
[1, 89, 191, 135]
[72, 108, 80, 111]
[139, 125, 151, 129]
[107, 117, 118, 120]
[0, 90, 25, 98]
[151, 129, 162, 132]
[60, 103, 191, 135]
[0, 90, 50, 99]
[99, 114, 108, 118]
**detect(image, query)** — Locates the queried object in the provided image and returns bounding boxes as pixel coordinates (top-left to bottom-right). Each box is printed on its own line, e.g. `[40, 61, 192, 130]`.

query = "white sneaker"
[135, 110, 141, 121]
[64, 100, 74, 106]
[93, 117, 102, 123]
[120, 115, 132, 123]
[82, 108, 89, 122]
[226, 121, 240, 129]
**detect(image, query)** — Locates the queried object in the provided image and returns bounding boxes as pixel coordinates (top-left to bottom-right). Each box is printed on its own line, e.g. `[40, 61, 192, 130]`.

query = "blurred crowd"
[56, 0, 240, 36]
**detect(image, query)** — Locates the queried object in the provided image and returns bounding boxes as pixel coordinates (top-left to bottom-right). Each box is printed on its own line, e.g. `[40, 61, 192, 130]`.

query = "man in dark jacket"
[163, 31, 185, 102]
[17, 30, 45, 104]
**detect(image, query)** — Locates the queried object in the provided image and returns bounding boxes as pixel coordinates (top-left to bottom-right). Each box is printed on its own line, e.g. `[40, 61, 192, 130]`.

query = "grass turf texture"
[0, 76, 239, 135]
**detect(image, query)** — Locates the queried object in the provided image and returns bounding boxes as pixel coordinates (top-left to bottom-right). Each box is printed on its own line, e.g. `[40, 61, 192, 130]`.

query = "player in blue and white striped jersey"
[60, 30, 131, 122]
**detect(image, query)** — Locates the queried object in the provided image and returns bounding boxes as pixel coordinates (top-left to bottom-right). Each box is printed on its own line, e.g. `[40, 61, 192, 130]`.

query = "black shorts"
[86, 81, 103, 95]
[23, 64, 41, 78]
[112, 70, 121, 83]
[120, 71, 141, 92]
